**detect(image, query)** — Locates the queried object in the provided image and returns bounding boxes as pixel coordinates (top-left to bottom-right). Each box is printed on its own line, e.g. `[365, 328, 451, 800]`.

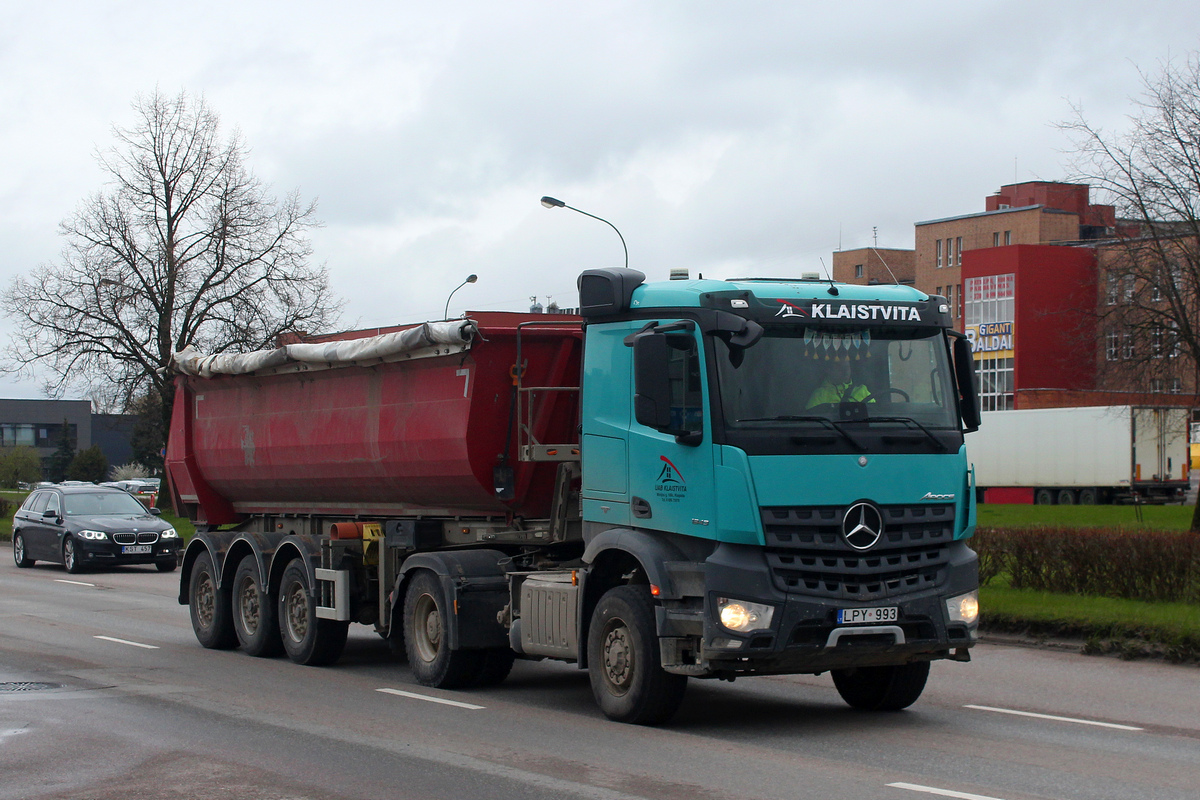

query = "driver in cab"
[805, 358, 874, 409]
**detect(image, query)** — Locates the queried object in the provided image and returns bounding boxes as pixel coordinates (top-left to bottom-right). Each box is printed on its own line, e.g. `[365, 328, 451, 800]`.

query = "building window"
[947, 238, 954, 267]
[1152, 326, 1164, 357]
[1122, 332, 1135, 360]
[946, 284, 955, 316]
[1004, 230, 1012, 246]
[855, 264, 863, 278]
[0, 422, 73, 448]
[1123, 277, 1135, 303]
[936, 239, 943, 268]
[976, 356, 1015, 412]
[993, 232, 1000, 247]
[956, 237, 963, 266]
[1105, 273, 1119, 305]
[1106, 330, 1119, 361]
[1171, 378, 1183, 393]
[1150, 379, 1163, 393]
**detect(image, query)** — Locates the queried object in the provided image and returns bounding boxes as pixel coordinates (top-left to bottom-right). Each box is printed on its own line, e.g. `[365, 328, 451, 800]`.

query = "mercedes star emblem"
[842, 502, 884, 550]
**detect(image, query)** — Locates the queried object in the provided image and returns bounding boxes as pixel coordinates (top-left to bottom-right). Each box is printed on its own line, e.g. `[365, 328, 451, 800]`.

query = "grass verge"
[981, 584, 1200, 663]
[977, 502, 1195, 531]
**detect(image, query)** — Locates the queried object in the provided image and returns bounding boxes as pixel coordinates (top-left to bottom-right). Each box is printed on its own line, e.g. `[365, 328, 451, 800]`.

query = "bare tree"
[1062, 54, 1200, 528]
[2, 89, 342, 436]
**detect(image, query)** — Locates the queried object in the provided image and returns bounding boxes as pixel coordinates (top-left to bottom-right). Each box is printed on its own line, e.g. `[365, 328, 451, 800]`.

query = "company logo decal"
[655, 456, 688, 504]
[921, 492, 955, 501]
[774, 300, 808, 318]
[842, 502, 884, 550]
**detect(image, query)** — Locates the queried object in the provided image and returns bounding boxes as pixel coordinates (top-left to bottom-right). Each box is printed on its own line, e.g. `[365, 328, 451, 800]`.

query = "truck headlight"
[160, 528, 178, 539]
[946, 590, 979, 625]
[78, 530, 108, 541]
[717, 597, 774, 633]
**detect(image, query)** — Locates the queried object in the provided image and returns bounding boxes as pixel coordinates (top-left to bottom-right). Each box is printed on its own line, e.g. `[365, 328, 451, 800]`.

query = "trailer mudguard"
[394, 549, 511, 650]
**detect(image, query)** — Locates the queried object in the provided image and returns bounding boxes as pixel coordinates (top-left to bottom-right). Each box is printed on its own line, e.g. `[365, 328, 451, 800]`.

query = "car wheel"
[232, 554, 283, 658]
[188, 550, 238, 649]
[277, 560, 348, 666]
[832, 662, 930, 711]
[63, 537, 85, 574]
[13, 532, 34, 568]
[404, 570, 483, 688]
[587, 585, 688, 725]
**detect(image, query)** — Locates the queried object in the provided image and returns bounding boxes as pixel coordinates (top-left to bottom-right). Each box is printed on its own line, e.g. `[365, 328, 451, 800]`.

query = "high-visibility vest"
[805, 380, 874, 409]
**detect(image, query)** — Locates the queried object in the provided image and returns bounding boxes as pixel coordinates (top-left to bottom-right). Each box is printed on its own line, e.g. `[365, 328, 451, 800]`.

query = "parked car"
[99, 480, 159, 509]
[11, 485, 181, 573]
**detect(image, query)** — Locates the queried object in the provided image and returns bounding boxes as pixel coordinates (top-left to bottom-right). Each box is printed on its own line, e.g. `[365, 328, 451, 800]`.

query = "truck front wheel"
[404, 570, 483, 688]
[587, 585, 687, 725]
[831, 661, 929, 711]
[277, 560, 348, 666]
[232, 554, 284, 658]
[189, 550, 238, 649]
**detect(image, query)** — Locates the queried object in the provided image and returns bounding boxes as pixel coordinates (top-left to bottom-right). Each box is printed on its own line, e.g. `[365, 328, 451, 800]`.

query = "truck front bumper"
[658, 540, 978, 677]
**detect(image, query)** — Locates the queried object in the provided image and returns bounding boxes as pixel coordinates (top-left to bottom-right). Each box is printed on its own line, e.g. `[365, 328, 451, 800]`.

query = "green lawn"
[977, 502, 1196, 531]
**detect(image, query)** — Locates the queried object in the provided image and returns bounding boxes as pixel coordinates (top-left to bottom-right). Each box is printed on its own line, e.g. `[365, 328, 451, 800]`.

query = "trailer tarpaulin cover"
[173, 320, 477, 378]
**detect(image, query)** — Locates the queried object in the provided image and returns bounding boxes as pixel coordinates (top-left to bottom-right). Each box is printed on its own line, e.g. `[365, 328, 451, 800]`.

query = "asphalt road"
[2, 560, 1198, 800]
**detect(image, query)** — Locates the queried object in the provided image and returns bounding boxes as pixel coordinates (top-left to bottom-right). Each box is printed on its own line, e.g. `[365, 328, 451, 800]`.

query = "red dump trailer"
[168, 312, 582, 524]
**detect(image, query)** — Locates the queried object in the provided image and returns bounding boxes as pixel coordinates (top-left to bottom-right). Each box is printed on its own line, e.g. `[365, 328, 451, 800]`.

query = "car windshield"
[63, 492, 150, 516]
[716, 325, 959, 431]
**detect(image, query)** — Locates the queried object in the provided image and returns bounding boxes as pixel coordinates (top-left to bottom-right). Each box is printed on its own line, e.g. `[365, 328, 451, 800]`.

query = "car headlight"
[160, 528, 178, 539]
[78, 530, 108, 541]
[716, 597, 775, 633]
[946, 590, 979, 625]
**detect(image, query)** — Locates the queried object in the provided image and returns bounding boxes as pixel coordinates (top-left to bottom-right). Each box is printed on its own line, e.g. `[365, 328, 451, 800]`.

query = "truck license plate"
[838, 606, 898, 624]
[121, 545, 152, 555]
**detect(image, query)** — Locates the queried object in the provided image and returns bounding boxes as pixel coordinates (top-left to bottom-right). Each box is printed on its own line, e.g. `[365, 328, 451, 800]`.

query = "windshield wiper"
[737, 415, 866, 451]
[859, 416, 949, 452]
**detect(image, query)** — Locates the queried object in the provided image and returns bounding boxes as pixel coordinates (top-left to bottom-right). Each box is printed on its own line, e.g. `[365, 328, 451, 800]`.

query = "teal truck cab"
[170, 267, 981, 726]
[571, 268, 980, 720]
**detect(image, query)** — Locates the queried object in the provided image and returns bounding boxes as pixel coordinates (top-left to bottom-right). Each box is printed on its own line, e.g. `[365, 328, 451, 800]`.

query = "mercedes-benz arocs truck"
[167, 268, 982, 724]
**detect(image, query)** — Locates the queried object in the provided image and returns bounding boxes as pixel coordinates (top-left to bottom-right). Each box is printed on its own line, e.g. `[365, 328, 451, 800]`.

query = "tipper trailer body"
[168, 270, 982, 723]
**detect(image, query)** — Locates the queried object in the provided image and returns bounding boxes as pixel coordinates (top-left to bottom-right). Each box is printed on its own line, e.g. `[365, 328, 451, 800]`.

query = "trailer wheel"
[831, 661, 929, 711]
[587, 585, 687, 725]
[1078, 488, 1098, 505]
[278, 560, 348, 666]
[232, 554, 284, 658]
[189, 550, 238, 650]
[1056, 489, 1076, 505]
[404, 571, 483, 688]
[1034, 488, 1055, 505]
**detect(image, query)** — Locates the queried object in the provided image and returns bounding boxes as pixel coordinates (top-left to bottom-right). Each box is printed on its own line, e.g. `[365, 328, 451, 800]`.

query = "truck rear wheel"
[404, 571, 484, 688]
[232, 554, 284, 658]
[587, 585, 687, 725]
[278, 560, 348, 666]
[189, 550, 238, 649]
[831, 662, 929, 711]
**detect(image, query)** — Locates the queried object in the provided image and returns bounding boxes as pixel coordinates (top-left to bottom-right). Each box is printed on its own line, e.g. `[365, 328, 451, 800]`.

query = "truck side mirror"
[633, 332, 704, 444]
[633, 334, 673, 430]
[952, 335, 981, 433]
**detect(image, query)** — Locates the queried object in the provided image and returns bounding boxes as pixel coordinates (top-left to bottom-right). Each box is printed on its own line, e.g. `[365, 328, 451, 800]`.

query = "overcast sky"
[2, 1, 1199, 402]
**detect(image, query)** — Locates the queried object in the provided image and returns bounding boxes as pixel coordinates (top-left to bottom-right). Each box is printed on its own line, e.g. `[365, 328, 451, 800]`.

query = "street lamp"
[443, 274, 478, 320]
[540, 196, 628, 268]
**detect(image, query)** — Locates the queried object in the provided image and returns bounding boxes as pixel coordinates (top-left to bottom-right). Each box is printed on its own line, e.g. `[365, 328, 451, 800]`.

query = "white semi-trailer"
[965, 405, 1189, 504]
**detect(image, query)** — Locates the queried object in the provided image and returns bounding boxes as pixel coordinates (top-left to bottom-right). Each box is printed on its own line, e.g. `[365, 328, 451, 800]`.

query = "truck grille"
[761, 505, 955, 600]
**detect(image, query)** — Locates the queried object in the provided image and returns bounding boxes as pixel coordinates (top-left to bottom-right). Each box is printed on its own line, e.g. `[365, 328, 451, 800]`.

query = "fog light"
[946, 590, 979, 625]
[716, 597, 774, 633]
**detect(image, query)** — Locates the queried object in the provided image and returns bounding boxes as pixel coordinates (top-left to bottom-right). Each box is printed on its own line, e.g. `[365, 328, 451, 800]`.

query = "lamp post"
[540, 196, 628, 268]
[443, 274, 478, 320]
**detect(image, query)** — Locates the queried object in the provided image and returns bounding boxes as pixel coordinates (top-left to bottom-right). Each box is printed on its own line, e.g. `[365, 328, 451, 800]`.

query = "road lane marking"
[888, 782, 1007, 800]
[376, 688, 484, 710]
[55, 579, 96, 587]
[93, 635, 159, 650]
[964, 704, 1144, 731]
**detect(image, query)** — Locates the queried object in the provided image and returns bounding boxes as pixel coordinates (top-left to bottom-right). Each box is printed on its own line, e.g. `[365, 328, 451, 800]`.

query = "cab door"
[625, 321, 717, 538]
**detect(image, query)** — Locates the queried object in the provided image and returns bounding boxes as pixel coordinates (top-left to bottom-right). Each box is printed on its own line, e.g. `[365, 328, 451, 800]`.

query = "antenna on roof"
[817, 258, 839, 296]
[869, 247, 900, 286]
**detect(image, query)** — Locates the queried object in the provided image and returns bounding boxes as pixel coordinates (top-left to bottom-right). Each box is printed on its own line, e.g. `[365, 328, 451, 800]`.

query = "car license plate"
[121, 545, 152, 555]
[838, 606, 898, 624]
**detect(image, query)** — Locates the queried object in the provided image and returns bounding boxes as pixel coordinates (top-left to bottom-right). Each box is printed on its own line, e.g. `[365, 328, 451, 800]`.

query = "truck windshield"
[715, 326, 960, 449]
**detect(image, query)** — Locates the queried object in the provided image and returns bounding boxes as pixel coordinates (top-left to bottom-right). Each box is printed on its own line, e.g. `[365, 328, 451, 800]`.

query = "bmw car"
[12, 485, 181, 573]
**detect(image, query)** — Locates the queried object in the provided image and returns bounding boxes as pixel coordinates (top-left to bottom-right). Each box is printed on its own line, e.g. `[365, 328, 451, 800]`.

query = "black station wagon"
[12, 485, 181, 573]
